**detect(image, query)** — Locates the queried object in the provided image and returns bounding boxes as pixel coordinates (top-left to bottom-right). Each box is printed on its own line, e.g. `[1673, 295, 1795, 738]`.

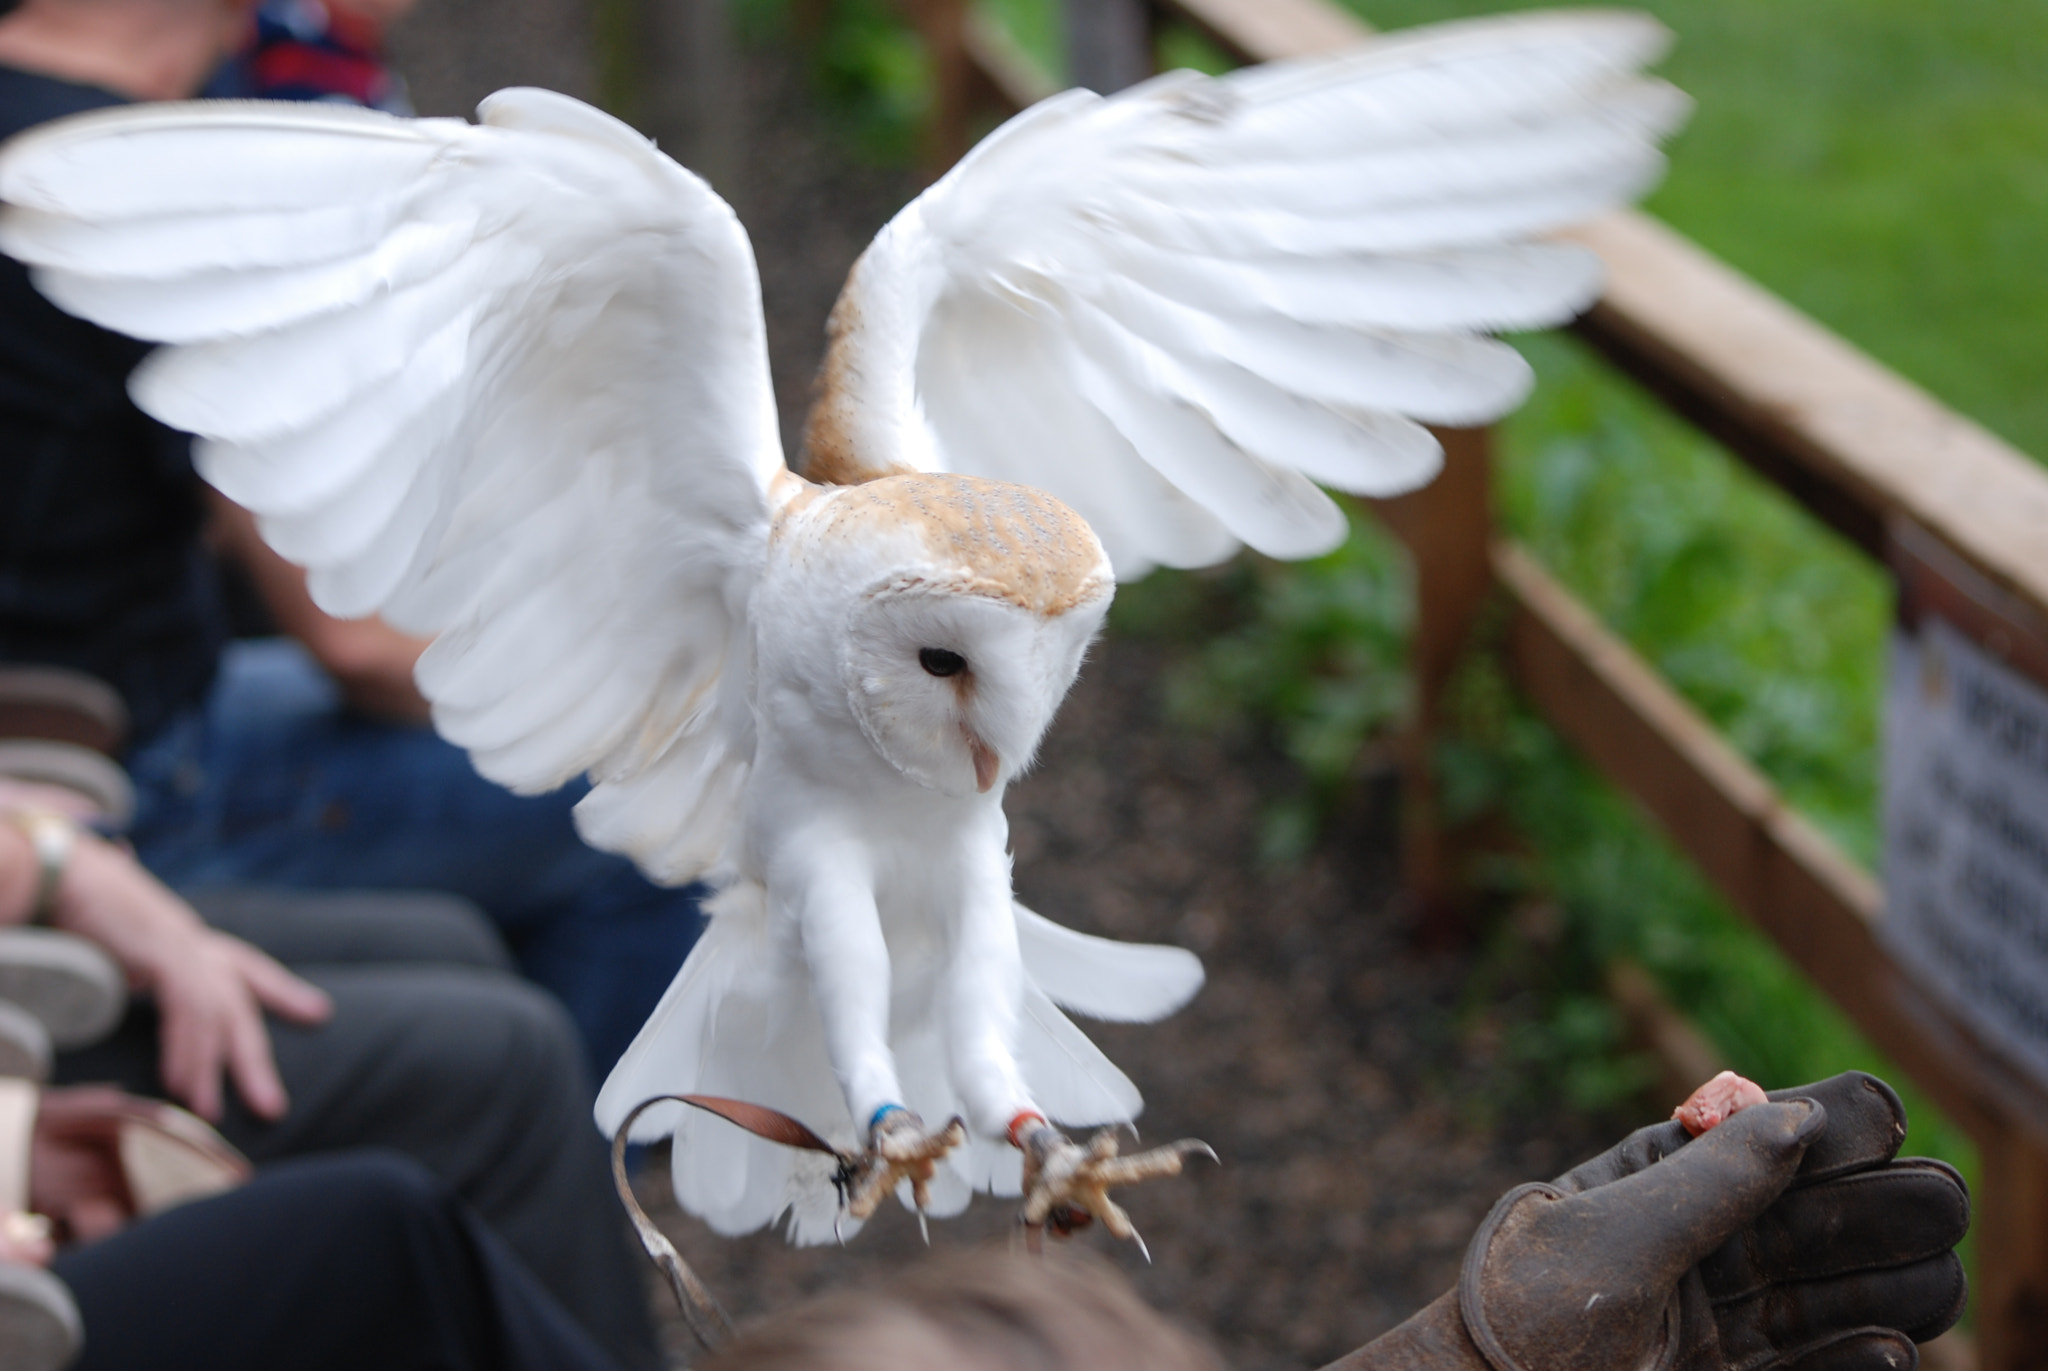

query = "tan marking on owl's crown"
[798, 472, 1111, 619]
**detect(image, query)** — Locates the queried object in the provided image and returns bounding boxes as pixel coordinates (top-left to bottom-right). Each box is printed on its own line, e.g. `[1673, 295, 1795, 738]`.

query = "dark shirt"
[0, 66, 228, 747]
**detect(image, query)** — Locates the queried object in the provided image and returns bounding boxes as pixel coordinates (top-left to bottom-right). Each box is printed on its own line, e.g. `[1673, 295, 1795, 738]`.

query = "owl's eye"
[919, 648, 968, 678]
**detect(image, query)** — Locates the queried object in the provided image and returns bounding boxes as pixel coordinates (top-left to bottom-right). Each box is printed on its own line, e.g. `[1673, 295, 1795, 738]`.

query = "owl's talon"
[842, 1109, 966, 1223]
[1015, 1121, 1213, 1247]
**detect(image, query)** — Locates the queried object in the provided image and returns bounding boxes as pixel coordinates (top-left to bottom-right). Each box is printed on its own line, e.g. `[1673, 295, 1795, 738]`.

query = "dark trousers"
[55, 889, 661, 1371]
[54, 1151, 627, 1371]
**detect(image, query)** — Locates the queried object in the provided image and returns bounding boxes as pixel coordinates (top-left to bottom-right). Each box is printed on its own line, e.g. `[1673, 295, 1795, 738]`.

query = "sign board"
[1884, 526, 2048, 1089]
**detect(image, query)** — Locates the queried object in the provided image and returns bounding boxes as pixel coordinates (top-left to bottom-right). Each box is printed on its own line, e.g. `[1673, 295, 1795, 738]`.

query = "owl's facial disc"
[966, 730, 1000, 792]
[917, 647, 1000, 791]
[844, 579, 1108, 799]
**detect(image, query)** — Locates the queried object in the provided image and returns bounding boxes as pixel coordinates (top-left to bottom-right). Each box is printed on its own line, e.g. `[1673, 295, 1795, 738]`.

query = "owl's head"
[780, 472, 1113, 799]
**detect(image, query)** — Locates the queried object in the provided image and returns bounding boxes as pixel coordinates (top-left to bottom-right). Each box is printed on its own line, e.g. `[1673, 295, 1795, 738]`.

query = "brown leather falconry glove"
[1326, 1072, 1968, 1371]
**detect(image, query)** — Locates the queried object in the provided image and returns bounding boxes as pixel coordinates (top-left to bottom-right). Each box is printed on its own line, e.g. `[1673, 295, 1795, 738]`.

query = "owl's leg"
[942, 852, 1034, 1136]
[1012, 1116, 1215, 1257]
[937, 861, 1215, 1251]
[784, 858, 963, 1227]
[841, 1108, 967, 1223]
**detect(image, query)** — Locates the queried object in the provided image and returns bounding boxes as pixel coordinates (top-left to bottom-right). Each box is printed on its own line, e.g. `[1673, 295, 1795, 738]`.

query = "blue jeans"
[125, 639, 705, 1079]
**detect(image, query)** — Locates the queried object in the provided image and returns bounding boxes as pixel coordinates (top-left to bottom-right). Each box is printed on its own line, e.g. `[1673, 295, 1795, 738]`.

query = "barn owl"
[0, 10, 1684, 1244]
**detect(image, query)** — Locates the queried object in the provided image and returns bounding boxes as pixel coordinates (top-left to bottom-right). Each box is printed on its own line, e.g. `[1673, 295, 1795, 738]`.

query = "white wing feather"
[0, 91, 782, 883]
[812, 10, 1686, 577]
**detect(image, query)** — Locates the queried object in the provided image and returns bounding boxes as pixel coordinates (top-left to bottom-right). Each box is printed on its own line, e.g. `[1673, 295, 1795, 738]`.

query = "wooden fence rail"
[891, 1, 2048, 1365]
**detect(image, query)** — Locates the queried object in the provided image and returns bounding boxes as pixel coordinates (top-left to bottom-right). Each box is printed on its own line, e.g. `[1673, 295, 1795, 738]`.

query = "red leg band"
[1007, 1110, 1047, 1149]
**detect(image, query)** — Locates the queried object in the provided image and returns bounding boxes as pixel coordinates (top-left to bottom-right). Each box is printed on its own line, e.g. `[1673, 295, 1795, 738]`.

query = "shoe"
[0, 666, 127, 759]
[0, 932, 123, 1052]
[0, 741, 133, 827]
[0, 1264, 79, 1371]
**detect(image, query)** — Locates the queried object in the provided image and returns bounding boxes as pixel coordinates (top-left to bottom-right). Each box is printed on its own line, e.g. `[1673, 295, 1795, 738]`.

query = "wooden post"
[904, 0, 972, 179]
[1977, 1129, 2048, 1371]
[1066, 0, 1155, 93]
[1366, 427, 1496, 945]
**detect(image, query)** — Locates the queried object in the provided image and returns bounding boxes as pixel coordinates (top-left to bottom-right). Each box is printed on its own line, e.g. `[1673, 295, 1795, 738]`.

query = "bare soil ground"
[387, 10, 1621, 1367]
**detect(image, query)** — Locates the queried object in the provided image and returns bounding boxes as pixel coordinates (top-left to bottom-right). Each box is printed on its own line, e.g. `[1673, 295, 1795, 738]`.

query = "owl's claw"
[841, 1109, 966, 1223]
[1016, 1120, 1215, 1251]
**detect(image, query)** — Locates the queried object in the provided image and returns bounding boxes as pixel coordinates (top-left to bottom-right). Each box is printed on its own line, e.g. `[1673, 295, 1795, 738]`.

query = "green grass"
[1500, 333, 1891, 863]
[1347, 0, 2048, 461]
[978, 0, 1062, 74]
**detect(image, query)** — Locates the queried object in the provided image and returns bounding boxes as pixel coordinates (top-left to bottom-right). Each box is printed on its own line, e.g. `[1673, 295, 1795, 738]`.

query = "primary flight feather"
[0, 9, 1685, 1242]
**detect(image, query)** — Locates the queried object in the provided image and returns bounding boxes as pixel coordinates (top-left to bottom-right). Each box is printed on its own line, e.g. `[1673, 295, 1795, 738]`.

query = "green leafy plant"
[1113, 515, 1412, 865]
[808, 0, 933, 162]
[729, 0, 934, 163]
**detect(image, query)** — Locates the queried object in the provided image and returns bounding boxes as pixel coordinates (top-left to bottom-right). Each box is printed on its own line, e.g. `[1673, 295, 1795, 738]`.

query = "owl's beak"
[965, 729, 1000, 793]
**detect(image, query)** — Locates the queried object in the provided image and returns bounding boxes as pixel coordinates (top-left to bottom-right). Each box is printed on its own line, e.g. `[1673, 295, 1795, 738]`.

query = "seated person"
[0, 0, 706, 1079]
[203, 0, 415, 113]
[12, 1149, 640, 1371]
[0, 772, 663, 1370]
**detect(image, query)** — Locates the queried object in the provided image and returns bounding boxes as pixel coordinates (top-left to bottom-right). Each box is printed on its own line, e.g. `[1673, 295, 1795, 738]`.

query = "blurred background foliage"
[730, 0, 934, 160]
[724, 0, 2048, 1220]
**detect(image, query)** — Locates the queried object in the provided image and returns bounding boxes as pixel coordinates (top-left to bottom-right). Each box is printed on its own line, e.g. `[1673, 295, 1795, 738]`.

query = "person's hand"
[146, 919, 333, 1122]
[0, 1211, 53, 1267]
[25, 1087, 132, 1245]
[1330, 1072, 1968, 1371]
[27, 1086, 251, 1249]
[46, 837, 331, 1122]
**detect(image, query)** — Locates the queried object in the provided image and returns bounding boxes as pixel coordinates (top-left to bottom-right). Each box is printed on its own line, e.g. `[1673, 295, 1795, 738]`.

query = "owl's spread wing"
[0, 90, 782, 882]
[807, 11, 1685, 577]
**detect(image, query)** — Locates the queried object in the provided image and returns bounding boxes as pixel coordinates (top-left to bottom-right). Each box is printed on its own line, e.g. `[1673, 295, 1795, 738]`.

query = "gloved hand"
[1327, 1072, 1968, 1371]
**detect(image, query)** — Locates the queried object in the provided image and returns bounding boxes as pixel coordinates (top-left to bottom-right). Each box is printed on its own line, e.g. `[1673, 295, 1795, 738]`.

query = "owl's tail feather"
[595, 882, 786, 1144]
[596, 883, 851, 1241]
[1014, 901, 1204, 1023]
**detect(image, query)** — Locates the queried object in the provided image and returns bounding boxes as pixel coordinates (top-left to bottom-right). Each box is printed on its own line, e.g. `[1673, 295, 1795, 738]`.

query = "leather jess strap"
[671, 1094, 844, 1156]
[608, 1093, 856, 1356]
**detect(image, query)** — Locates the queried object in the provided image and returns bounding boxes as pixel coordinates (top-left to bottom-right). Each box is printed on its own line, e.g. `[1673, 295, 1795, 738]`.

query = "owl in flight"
[0, 11, 1682, 1244]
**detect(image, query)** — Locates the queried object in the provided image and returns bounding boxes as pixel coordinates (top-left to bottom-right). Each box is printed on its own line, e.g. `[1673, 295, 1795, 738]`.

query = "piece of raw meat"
[1674, 1070, 1769, 1137]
